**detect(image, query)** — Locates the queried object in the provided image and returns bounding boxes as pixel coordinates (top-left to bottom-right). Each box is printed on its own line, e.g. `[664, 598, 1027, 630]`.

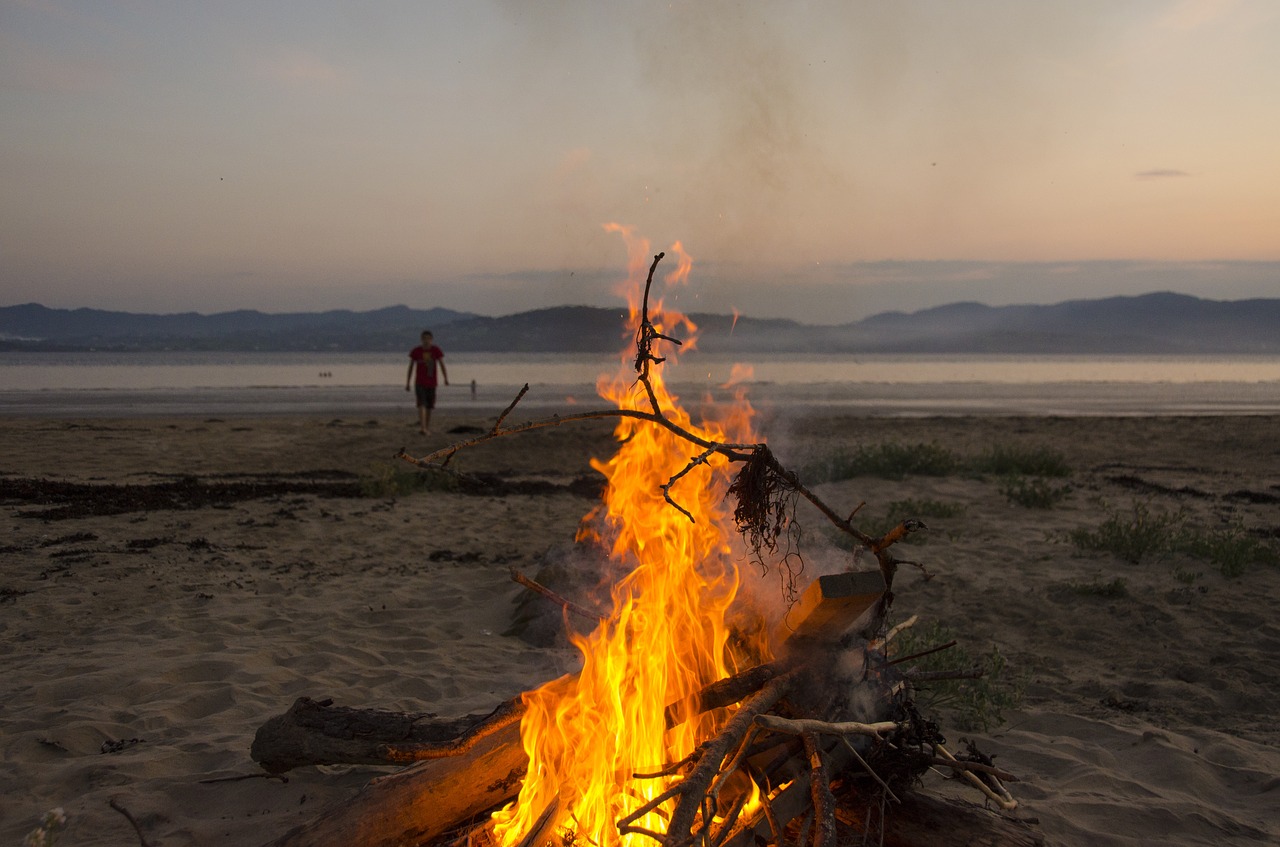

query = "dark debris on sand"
[1, 476, 364, 520]
[1, 470, 605, 521]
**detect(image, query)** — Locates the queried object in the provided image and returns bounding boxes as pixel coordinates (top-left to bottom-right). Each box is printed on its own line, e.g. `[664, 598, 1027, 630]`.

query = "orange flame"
[491, 227, 766, 847]
[721, 363, 755, 390]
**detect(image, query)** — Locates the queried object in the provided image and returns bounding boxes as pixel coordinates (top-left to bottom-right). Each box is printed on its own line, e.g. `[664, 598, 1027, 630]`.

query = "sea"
[1, 351, 1279, 418]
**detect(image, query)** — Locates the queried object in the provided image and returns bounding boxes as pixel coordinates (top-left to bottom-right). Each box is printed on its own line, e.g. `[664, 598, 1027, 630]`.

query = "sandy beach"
[3, 409, 1278, 846]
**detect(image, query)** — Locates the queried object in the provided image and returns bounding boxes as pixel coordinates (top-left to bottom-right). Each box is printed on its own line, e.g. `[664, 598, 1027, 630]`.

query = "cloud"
[1135, 169, 1192, 179]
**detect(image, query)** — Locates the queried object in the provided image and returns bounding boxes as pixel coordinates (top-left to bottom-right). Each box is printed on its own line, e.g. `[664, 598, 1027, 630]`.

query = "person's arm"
[439, 358, 449, 386]
[406, 360, 415, 391]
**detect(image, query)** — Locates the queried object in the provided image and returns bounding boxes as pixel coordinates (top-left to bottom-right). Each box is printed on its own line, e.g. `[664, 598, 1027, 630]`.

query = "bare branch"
[108, 799, 156, 847]
[886, 640, 958, 668]
[926, 756, 1019, 783]
[803, 732, 836, 847]
[934, 743, 1019, 810]
[510, 567, 605, 625]
[663, 448, 718, 523]
[663, 670, 800, 845]
[906, 668, 985, 682]
[753, 714, 903, 739]
[839, 736, 900, 804]
[493, 384, 530, 433]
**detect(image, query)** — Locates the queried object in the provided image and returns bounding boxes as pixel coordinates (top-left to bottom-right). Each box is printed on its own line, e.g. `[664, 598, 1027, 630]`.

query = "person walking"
[406, 330, 448, 434]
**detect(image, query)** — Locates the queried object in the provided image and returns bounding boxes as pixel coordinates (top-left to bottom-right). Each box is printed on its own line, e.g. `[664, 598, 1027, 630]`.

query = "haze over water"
[2, 352, 1278, 418]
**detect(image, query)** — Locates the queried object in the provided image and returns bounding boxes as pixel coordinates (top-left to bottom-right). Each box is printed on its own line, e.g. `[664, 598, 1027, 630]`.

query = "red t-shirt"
[409, 345, 444, 387]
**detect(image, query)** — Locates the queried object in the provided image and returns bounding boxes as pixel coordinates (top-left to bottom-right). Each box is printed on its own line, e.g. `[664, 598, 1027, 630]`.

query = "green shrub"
[803, 441, 960, 483]
[1069, 501, 1278, 578]
[802, 441, 1069, 484]
[1177, 523, 1279, 578]
[891, 619, 1025, 731]
[360, 462, 458, 497]
[1068, 501, 1183, 564]
[972, 444, 1070, 478]
[885, 498, 967, 519]
[1064, 576, 1129, 597]
[1000, 475, 1072, 509]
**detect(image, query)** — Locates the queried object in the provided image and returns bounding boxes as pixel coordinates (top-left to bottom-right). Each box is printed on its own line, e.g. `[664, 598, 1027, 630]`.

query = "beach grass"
[1068, 500, 1182, 564]
[803, 440, 1069, 484]
[999, 475, 1073, 509]
[1063, 574, 1130, 598]
[360, 461, 459, 497]
[802, 441, 961, 482]
[1178, 522, 1280, 577]
[892, 618, 1026, 732]
[972, 444, 1071, 478]
[1069, 499, 1279, 577]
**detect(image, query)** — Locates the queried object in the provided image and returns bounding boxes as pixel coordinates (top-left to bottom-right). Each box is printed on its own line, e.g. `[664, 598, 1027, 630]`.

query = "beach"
[2, 410, 1279, 846]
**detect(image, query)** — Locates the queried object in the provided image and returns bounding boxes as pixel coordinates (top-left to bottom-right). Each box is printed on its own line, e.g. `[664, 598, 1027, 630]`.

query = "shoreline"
[3, 412, 1278, 845]
[4, 376, 1280, 419]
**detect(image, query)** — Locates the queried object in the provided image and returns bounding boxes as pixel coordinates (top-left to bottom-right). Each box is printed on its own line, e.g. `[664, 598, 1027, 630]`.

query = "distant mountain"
[0, 304, 476, 352]
[845, 292, 1280, 353]
[1, 292, 1277, 354]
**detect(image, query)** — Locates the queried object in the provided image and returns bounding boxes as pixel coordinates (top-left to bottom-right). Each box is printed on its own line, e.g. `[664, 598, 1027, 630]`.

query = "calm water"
[1, 351, 1278, 417]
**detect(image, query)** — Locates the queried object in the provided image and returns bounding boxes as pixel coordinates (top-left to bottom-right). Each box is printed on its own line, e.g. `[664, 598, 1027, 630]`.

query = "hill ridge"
[2, 293, 1277, 354]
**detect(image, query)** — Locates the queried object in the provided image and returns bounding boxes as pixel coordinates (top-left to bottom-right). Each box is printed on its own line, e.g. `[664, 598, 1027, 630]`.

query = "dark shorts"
[414, 385, 437, 409]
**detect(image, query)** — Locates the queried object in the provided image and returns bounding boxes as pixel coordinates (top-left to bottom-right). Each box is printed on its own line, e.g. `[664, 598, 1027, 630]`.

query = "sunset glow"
[3, 2, 1278, 320]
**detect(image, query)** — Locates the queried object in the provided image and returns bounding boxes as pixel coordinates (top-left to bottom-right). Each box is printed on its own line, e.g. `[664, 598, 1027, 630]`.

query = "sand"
[2, 409, 1278, 846]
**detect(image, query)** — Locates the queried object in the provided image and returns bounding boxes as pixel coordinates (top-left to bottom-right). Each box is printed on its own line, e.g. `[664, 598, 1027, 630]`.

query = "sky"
[2, 0, 1279, 324]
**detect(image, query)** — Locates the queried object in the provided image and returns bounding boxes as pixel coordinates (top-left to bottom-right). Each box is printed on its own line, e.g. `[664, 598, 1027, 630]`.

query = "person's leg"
[422, 386, 437, 432]
[414, 386, 430, 433]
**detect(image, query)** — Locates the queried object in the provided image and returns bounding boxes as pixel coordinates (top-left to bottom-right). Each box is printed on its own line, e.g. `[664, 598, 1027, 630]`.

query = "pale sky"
[3, 0, 1278, 323]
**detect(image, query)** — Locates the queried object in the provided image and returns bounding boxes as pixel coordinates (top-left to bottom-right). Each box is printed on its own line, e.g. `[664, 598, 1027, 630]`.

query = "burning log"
[254, 570, 891, 842]
[254, 572, 1037, 847]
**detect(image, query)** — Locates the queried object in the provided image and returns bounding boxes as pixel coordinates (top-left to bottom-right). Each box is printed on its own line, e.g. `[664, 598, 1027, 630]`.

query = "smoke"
[630, 2, 852, 263]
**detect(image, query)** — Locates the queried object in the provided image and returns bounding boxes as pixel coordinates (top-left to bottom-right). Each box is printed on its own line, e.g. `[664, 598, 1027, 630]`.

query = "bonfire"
[254, 228, 1040, 847]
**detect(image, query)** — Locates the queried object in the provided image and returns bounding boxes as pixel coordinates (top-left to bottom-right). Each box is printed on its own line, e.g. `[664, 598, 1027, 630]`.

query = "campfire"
[255, 229, 1040, 847]
[491, 229, 767, 847]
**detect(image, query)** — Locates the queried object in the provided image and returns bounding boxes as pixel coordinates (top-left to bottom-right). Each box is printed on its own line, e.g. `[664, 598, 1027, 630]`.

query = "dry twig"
[108, 798, 155, 847]
[509, 567, 605, 624]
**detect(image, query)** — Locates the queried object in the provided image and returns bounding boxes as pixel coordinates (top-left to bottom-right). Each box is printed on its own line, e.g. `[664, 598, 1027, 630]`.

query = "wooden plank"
[777, 571, 886, 643]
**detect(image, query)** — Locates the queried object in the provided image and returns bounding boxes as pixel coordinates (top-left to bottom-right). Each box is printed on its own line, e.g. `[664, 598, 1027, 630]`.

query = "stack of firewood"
[254, 570, 1037, 847]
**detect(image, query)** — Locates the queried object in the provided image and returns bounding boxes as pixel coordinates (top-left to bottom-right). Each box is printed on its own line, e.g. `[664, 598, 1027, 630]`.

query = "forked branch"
[398, 251, 925, 591]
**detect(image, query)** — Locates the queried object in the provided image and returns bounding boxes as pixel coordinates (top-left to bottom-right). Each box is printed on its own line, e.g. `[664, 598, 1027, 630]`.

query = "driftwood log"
[264, 719, 524, 847]
[251, 696, 524, 774]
